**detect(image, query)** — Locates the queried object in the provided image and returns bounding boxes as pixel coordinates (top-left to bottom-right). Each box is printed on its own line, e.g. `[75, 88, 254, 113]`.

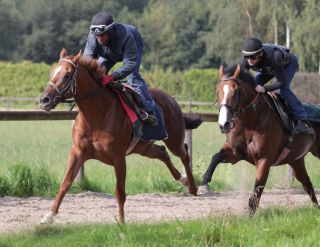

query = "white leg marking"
[40, 211, 56, 224]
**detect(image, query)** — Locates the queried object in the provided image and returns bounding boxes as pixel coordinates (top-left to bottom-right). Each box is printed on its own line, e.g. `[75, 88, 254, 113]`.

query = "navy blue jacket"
[84, 23, 143, 81]
[241, 44, 292, 91]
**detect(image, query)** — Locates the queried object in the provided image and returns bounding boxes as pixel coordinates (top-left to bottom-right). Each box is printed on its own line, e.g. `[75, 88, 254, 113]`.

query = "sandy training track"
[1, 189, 319, 234]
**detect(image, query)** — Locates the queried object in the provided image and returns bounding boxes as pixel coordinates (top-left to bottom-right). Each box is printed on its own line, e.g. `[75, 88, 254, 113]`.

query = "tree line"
[0, 0, 319, 72]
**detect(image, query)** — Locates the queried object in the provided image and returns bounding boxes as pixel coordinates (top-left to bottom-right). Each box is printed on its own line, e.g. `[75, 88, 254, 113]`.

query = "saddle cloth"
[108, 81, 168, 141]
[303, 103, 320, 125]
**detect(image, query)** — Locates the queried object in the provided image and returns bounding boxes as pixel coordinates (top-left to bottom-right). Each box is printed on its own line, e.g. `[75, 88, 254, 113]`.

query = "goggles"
[90, 23, 115, 35]
[244, 54, 259, 60]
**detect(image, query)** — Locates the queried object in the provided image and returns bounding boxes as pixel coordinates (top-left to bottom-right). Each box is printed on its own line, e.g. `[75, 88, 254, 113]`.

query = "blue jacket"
[83, 23, 144, 81]
[241, 44, 293, 91]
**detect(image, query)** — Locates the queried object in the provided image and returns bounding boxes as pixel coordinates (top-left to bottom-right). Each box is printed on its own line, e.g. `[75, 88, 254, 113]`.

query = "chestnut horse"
[198, 64, 320, 215]
[39, 49, 201, 224]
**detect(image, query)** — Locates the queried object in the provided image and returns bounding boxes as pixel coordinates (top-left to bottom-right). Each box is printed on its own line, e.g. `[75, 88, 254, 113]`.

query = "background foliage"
[0, 0, 319, 72]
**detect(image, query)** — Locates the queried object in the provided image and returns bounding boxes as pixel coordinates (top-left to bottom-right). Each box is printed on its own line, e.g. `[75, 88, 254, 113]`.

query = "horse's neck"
[239, 83, 271, 125]
[75, 67, 117, 124]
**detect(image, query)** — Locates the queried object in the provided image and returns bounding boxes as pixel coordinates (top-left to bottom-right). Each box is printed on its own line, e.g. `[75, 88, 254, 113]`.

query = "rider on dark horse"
[240, 37, 312, 134]
[84, 11, 157, 126]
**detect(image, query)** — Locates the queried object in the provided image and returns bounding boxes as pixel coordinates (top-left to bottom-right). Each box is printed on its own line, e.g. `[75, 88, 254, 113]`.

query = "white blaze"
[51, 65, 63, 81]
[218, 85, 230, 126]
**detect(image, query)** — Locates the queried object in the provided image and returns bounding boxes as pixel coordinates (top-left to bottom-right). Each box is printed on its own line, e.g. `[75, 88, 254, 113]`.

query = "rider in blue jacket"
[84, 11, 157, 125]
[241, 37, 312, 134]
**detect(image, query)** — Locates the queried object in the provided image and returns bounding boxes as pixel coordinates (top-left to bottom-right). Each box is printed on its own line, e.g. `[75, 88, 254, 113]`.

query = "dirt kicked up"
[1, 189, 319, 235]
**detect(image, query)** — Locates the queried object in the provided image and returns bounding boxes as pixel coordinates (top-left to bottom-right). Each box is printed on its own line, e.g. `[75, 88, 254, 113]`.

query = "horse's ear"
[233, 64, 241, 79]
[219, 65, 224, 78]
[73, 50, 82, 63]
[60, 48, 67, 59]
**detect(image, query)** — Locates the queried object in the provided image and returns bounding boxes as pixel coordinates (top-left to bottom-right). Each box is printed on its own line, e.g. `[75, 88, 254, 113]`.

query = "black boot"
[293, 119, 313, 135]
[140, 111, 158, 126]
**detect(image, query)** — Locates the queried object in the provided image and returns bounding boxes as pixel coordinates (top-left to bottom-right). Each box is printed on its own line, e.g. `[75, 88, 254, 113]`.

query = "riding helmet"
[90, 12, 115, 35]
[242, 37, 263, 55]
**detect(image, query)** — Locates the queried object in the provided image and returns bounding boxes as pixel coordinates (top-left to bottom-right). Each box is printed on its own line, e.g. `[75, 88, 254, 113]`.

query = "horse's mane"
[223, 64, 256, 88]
[79, 57, 105, 79]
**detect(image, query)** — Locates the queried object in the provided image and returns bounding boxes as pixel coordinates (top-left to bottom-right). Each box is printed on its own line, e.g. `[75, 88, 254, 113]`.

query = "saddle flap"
[263, 92, 292, 132]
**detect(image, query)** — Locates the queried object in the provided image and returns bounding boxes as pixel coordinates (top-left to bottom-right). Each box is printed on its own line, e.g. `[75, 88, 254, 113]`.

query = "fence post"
[184, 129, 193, 169]
[287, 166, 294, 182]
[75, 166, 84, 184]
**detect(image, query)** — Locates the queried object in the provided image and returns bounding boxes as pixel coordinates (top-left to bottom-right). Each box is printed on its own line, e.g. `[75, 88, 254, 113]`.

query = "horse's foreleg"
[289, 159, 319, 207]
[249, 160, 270, 216]
[41, 147, 86, 224]
[114, 158, 127, 224]
[197, 151, 227, 195]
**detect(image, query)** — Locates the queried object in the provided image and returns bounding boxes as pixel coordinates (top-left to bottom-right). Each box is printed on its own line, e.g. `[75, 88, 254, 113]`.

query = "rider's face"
[96, 32, 110, 45]
[245, 52, 262, 66]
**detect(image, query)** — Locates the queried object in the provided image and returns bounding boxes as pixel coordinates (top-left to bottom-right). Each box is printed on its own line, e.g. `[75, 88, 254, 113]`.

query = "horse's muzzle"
[219, 122, 231, 133]
[39, 94, 56, 111]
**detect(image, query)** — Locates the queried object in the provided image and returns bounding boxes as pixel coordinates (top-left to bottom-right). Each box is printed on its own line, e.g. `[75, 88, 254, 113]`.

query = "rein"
[46, 58, 105, 105]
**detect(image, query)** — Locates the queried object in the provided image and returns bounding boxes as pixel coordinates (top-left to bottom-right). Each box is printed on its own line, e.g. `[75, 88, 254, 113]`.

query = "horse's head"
[216, 64, 242, 133]
[39, 48, 82, 111]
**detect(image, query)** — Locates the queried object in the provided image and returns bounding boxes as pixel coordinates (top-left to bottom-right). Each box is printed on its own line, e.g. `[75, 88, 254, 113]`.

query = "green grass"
[0, 121, 320, 197]
[0, 207, 319, 246]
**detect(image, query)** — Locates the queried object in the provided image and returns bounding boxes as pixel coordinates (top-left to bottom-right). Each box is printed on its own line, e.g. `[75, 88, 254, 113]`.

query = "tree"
[292, 0, 320, 72]
[0, 0, 22, 60]
[202, 0, 247, 66]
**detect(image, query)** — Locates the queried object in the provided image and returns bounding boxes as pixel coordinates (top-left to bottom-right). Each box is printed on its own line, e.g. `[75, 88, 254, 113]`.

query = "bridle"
[46, 58, 105, 105]
[219, 77, 260, 127]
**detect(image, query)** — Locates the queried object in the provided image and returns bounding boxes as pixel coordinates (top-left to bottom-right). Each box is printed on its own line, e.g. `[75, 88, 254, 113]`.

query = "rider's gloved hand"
[101, 75, 114, 86]
[255, 85, 266, 93]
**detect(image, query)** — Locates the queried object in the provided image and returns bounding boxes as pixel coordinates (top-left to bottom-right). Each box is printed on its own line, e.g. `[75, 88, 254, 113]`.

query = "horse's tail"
[183, 114, 203, 129]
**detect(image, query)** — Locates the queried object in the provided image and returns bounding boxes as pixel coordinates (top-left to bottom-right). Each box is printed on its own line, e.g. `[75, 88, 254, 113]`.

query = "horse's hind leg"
[133, 143, 191, 192]
[289, 158, 319, 207]
[178, 143, 197, 195]
[41, 146, 88, 224]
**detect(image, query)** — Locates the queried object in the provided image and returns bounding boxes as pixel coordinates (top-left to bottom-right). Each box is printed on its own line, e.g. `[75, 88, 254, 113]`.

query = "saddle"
[108, 81, 146, 121]
[262, 92, 293, 133]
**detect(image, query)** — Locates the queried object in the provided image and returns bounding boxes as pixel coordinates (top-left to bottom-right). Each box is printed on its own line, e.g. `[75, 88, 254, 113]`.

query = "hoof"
[179, 174, 188, 186]
[248, 197, 257, 217]
[197, 185, 210, 195]
[189, 186, 198, 196]
[40, 211, 56, 224]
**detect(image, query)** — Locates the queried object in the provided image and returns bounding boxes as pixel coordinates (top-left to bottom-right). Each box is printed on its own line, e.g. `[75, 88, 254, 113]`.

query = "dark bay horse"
[39, 49, 202, 223]
[198, 64, 320, 215]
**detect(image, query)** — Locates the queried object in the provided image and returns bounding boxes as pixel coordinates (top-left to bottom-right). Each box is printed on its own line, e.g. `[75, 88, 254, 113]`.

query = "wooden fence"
[0, 110, 296, 182]
[0, 110, 218, 183]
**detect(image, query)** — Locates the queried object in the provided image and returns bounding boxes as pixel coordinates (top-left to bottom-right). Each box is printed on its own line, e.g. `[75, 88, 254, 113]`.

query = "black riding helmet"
[242, 37, 263, 56]
[90, 12, 115, 35]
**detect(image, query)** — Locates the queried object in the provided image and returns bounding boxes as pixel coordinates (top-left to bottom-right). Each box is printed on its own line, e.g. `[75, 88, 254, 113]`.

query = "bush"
[0, 175, 10, 196]
[0, 61, 50, 97]
[7, 164, 34, 197]
[31, 166, 59, 196]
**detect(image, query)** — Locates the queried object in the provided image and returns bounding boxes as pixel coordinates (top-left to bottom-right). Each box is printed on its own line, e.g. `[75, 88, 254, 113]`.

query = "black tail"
[183, 113, 203, 129]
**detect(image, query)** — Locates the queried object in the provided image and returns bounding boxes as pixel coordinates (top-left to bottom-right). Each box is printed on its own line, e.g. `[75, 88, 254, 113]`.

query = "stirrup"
[140, 111, 158, 126]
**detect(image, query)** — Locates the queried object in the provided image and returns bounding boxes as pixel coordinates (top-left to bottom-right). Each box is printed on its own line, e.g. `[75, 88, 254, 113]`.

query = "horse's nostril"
[41, 97, 50, 105]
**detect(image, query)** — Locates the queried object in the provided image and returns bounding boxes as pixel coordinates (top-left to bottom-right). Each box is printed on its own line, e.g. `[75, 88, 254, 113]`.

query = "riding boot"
[292, 119, 313, 135]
